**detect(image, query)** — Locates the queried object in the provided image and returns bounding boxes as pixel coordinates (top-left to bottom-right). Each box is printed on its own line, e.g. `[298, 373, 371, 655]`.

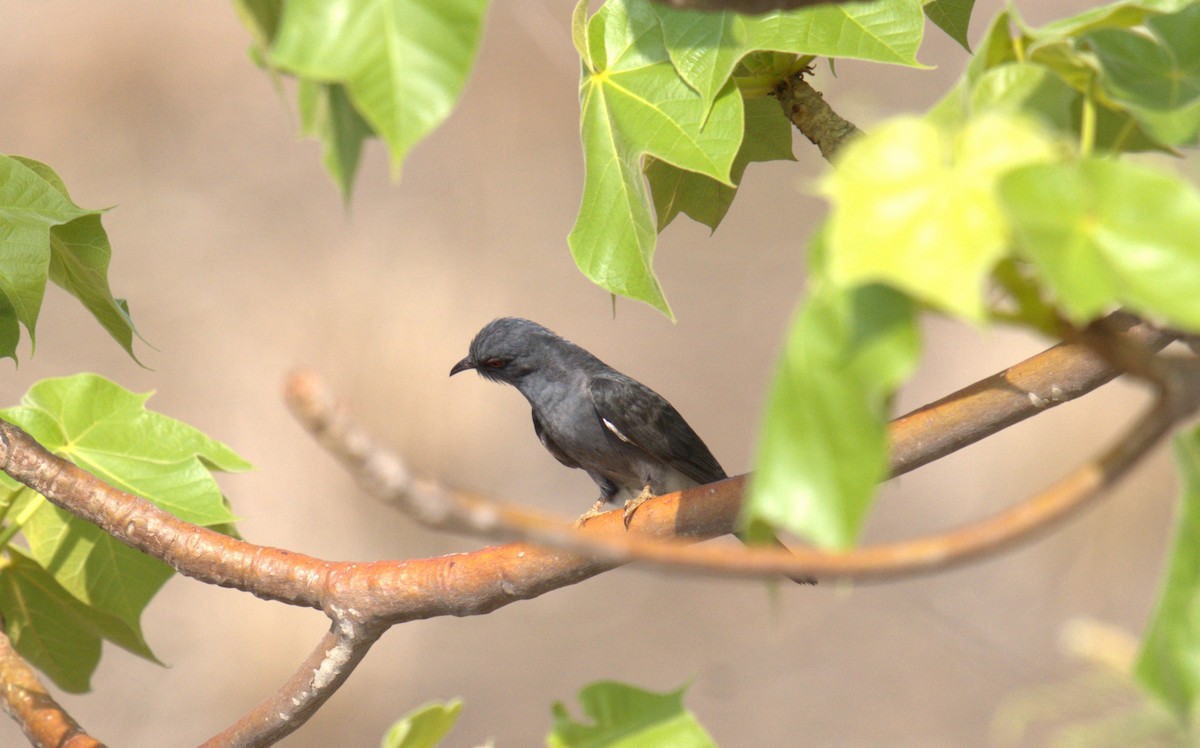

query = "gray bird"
[450, 317, 725, 528]
[451, 318, 815, 585]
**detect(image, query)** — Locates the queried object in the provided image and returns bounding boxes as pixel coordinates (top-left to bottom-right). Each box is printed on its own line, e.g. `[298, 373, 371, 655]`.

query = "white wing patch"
[602, 418, 634, 444]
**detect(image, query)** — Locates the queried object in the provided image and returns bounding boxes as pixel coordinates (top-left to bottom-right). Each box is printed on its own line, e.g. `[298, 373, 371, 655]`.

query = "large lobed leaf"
[1000, 158, 1200, 330]
[0, 156, 139, 362]
[1084, 4, 1200, 147]
[263, 0, 489, 189]
[570, 0, 925, 316]
[820, 114, 1059, 322]
[644, 96, 795, 232]
[0, 374, 250, 692]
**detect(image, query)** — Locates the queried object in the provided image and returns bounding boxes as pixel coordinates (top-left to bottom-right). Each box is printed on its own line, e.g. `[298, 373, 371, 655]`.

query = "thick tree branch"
[287, 329, 1192, 582]
[890, 312, 1175, 477]
[0, 627, 103, 748]
[0, 317, 1188, 746]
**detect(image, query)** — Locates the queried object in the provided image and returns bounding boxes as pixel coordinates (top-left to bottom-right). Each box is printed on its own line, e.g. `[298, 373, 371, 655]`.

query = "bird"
[449, 318, 815, 586]
[450, 317, 726, 528]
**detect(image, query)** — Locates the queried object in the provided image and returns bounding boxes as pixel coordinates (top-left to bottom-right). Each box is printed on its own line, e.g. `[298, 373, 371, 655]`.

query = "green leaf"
[645, 96, 795, 232]
[0, 156, 140, 362]
[924, 0, 976, 52]
[19, 501, 172, 659]
[548, 680, 716, 748]
[1000, 158, 1200, 330]
[1018, 0, 1194, 45]
[0, 374, 251, 660]
[968, 63, 1166, 154]
[0, 156, 85, 356]
[651, 0, 926, 109]
[748, 278, 920, 549]
[1085, 4, 1200, 146]
[0, 548, 100, 693]
[572, 0, 591, 62]
[381, 700, 462, 748]
[297, 81, 374, 201]
[571, 0, 925, 316]
[1136, 425, 1200, 719]
[234, 0, 284, 47]
[820, 114, 1059, 321]
[269, 0, 490, 179]
[569, 0, 744, 317]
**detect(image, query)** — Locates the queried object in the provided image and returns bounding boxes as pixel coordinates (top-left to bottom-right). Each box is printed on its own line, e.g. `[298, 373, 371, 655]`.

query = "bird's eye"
[484, 358, 506, 369]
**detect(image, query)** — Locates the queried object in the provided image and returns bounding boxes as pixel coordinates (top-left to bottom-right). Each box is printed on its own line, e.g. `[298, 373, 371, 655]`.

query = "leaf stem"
[0, 495, 44, 551]
[1081, 81, 1097, 157]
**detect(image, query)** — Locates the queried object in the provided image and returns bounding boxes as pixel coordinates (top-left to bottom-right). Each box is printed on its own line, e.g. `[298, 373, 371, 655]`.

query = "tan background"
[0, 1, 1179, 745]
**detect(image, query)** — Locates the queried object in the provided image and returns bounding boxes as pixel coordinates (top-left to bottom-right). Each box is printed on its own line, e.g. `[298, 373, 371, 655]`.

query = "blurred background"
[0, 1, 1182, 745]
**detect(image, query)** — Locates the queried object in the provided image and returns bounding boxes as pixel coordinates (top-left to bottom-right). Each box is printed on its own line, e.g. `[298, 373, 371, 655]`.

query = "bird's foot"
[622, 485, 655, 529]
[573, 498, 609, 529]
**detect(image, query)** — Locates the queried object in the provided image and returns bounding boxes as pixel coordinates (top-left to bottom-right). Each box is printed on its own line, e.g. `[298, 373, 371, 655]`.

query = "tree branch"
[889, 312, 1175, 477]
[199, 622, 383, 748]
[0, 627, 103, 748]
[0, 316, 1187, 746]
[775, 72, 861, 161]
[287, 328, 1191, 582]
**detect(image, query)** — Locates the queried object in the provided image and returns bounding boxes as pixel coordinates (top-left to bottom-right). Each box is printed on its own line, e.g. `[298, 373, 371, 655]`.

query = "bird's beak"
[449, 356, 475, 377]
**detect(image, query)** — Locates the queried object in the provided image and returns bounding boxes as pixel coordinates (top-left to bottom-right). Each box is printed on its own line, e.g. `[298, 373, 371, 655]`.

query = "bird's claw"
[622, 485, 655, 529]
[574, 497, 609, 529]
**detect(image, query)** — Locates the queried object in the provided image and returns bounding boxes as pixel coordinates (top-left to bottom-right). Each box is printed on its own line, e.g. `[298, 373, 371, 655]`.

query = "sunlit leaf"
[548, 680, 715, 748]
[821, 114, 1058, 321]
[0, 156, 139, 361]
[270, 0, 489, 178]
[381, 700, 462, 748]
[1085, 4, 1200, 146]
[749, 274, 920, 548]
[645, 96, 795, 232]
[0, 374, 250, 666]
[1000, 158, 1200, 330]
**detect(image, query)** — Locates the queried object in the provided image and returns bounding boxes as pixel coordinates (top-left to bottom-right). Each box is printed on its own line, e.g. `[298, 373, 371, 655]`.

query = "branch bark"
[0, 627, 103, 748]
[775, 73, 861, 161]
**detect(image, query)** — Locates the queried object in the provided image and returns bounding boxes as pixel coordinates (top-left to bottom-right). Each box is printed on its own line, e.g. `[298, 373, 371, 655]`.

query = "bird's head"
[449, 317, 565, 387]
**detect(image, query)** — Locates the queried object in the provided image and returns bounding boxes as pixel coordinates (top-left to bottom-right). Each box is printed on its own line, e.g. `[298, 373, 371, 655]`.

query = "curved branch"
[284, 313, 1181, 584]
[889, 312, 1175, 477]
[0, 627, 103, 748]
[199, 621, 383, 748]
[288, 356, 1189, 585]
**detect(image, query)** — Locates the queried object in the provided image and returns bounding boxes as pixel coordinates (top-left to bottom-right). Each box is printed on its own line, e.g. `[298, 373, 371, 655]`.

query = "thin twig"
[0, 627, 104, 748]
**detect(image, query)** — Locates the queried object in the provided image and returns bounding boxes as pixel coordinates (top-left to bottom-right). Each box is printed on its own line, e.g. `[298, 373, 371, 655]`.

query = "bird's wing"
[532, 409, 582, 469]
[588, 374, 726, 485]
